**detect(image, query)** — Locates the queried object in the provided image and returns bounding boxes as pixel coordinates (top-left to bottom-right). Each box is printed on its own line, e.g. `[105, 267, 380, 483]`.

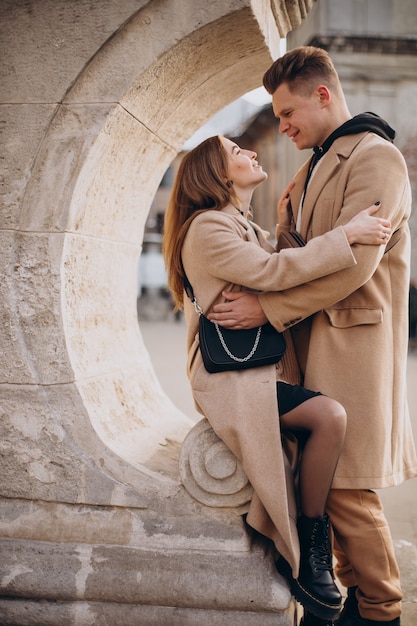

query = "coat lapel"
[300, 151, 341, 236]
[295, 134, 366, 238]
[290, 161, 309, 229]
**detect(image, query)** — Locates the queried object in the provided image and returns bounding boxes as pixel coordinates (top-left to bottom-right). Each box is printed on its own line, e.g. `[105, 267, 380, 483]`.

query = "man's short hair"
[263, 46, 339, 96]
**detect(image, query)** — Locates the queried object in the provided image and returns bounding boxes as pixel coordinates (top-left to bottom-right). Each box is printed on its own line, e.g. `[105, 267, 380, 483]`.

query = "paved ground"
[141, 316, 417, 624]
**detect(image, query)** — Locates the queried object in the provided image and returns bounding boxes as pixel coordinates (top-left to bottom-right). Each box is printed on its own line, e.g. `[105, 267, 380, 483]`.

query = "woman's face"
[220, 136, 267, 191]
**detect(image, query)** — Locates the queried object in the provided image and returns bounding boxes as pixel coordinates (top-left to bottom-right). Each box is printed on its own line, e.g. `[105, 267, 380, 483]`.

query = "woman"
[162, 135, 391, 621]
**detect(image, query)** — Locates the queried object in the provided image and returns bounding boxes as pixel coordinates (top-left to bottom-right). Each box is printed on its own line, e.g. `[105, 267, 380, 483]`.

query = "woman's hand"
[343, 202, 392, 245]
[277, 181, 295, 227]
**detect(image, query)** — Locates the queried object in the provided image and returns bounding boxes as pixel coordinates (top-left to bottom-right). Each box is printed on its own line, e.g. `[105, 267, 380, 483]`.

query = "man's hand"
[277, 180, 295, 226]
[207, 291, 267, 329]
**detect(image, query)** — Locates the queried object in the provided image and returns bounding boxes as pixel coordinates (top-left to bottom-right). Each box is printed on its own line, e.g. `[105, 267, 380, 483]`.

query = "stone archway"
[0, 1, 314, 623]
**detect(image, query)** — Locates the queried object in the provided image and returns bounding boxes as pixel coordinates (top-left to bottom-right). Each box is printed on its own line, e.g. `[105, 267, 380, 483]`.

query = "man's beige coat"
[182, 207, 358, 574]
[260, 131, 417, 491]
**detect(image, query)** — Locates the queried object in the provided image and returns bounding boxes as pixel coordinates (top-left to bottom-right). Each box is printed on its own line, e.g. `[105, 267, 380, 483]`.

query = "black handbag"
[183, 273, 286, 374]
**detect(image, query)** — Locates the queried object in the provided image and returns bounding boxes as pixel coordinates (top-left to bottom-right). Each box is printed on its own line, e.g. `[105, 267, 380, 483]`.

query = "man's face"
[272, 82, 328, 150]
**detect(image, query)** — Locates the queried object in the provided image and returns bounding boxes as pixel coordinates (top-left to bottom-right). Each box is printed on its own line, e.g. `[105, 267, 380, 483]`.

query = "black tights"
[277, 383, 347, 518]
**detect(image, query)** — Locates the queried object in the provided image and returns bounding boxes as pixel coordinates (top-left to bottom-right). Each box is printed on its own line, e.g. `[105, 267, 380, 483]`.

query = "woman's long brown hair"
[162, 135, 240, 309]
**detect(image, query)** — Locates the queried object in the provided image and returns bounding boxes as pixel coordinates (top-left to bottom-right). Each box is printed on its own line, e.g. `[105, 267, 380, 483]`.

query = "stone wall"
[0, 1, 315, 623]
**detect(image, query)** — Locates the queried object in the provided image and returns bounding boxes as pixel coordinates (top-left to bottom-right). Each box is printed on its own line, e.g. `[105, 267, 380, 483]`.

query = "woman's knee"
[326, 398, 347, 439]
[313, 396, 347, 439]
[279, 394, 347, 438]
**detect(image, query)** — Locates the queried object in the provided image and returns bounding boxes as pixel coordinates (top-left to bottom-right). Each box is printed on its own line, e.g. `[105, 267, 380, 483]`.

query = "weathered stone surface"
[0, 104, 57, 229]
[0, 538, 292, 613]
[0, 0, 150, 103]
[0, 0, 317, 622]
[0, 601, 296, 626]
[0, 384, 159, 505]
[65, 108, 177, 240]
[180, 418, 253, 507]
[0, 498, 249, 548]
[122, 6, 278, 144]
[19, 104, 116, 233]
[0, 231, 71, 385]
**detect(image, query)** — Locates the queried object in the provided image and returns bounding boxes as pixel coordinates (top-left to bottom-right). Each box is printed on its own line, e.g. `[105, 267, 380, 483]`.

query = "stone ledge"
[0, 538, 295, 625]
[0, 600, 296, 626]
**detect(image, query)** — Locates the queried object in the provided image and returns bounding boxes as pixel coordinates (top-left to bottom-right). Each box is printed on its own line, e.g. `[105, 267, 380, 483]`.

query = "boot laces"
[310, 521, 332, 571]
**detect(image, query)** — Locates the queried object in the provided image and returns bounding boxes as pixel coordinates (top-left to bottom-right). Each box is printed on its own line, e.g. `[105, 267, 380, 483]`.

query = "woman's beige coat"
[181, 207, 358, 574]
[259, 132, 417, 491]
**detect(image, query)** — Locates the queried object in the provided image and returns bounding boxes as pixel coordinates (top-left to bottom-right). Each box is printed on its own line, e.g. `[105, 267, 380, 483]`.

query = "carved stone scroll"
[179, 419, 253, 507]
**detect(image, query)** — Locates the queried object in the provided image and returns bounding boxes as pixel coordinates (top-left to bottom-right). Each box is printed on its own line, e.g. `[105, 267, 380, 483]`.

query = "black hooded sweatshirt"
[303, 112, 396, 199]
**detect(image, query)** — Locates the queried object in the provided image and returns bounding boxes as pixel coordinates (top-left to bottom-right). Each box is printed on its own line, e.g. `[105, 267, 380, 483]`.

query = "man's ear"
[317, 85, 331, 107]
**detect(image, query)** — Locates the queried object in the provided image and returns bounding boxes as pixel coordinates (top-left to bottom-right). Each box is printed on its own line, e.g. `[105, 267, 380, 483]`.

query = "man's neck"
[319, 110, 351, 147]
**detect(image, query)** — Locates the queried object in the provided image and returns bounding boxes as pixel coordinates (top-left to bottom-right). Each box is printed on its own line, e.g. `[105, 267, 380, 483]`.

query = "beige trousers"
[327, 489, 402, 622]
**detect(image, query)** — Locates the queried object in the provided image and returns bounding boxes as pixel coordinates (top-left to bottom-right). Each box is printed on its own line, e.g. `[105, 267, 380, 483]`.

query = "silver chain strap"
[214, 322, 262, 362]
[191, 297, 204, 316]
[190, 290, 262, 362]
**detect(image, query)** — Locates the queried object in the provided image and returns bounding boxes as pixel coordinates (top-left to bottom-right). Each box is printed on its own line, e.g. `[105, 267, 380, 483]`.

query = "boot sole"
[276, 558, 342, 621]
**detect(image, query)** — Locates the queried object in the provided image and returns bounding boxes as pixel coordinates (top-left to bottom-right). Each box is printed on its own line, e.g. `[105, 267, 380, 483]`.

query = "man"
[208, 47, 417, 625]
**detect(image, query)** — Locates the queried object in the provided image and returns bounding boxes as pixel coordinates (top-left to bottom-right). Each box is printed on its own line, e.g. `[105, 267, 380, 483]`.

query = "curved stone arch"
[16, 2, 282, 493]
[0, 0, 316, 507]
[1, 1, 317, 621]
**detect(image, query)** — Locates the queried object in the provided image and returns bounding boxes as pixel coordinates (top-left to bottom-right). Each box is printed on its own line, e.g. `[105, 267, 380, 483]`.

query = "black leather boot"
[277, 514, 342, 621]
[297, 514, 342, 620]
[336, 586, 401, 625]
[300, 609, 334, 625]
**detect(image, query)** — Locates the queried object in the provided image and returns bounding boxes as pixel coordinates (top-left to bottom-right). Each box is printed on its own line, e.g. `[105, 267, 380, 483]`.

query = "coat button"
[283, 317, 302, 328]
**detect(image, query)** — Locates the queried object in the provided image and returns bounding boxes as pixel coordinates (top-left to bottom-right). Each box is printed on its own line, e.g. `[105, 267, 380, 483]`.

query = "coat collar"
[292, 133, 369, 237]
[221, 205, 242, 217]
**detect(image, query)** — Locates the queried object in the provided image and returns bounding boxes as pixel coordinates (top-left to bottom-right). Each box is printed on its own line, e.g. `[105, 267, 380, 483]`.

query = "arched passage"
[7, 2, 284, 490]
[61, 3, 281, 474]
[0, 1, 314, 622]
